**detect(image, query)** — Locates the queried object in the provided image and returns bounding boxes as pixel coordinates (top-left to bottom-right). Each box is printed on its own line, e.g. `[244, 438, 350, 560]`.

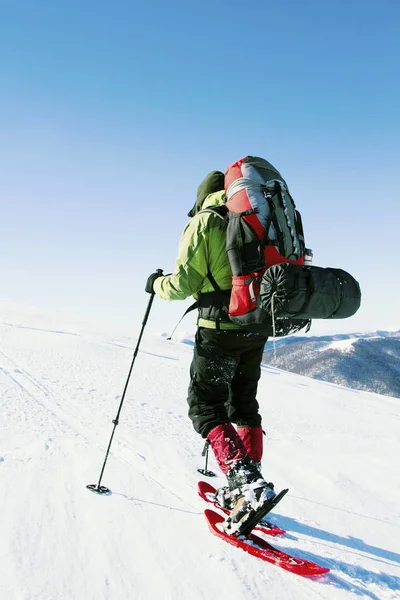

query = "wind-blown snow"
[1, 305, 399, 600]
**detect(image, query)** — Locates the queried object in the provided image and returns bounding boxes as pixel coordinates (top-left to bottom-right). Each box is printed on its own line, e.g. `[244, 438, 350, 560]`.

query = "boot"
[214, 485, 234, 510]
[223, 457, 276, 536]
[214, 472, 273, 512]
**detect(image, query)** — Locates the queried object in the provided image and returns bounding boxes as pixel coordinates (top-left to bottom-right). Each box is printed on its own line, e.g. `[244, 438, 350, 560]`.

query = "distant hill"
[262, 330, 400, 399]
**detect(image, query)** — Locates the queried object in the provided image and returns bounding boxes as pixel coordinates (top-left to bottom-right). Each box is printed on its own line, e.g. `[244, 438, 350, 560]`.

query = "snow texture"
[0, 305, 399, 600]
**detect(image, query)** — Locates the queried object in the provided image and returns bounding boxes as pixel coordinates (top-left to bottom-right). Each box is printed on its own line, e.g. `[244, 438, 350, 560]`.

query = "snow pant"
[187, 327, 268, 440]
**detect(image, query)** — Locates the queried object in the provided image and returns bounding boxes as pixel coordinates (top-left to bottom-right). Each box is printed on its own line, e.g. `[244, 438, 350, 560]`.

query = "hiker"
[145, 169, 276, 536]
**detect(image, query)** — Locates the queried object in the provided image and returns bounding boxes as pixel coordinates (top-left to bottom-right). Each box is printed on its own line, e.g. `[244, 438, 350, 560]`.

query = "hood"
[188, 170, 225, 217]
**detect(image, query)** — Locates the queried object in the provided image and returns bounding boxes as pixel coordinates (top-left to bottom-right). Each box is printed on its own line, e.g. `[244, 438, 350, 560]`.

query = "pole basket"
[86, 484, 112, 495]
[197, 468, 216, 478]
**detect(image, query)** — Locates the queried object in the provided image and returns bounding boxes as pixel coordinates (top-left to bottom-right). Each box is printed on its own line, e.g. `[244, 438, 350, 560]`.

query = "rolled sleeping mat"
[259, 263, 361, 320]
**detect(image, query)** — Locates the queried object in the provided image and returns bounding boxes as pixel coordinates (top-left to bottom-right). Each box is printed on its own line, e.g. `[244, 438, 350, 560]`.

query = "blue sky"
[1, 0, 399, 337]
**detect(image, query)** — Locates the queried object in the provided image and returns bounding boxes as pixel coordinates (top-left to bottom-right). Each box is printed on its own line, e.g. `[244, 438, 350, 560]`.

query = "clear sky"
[1, 0, 399, 337]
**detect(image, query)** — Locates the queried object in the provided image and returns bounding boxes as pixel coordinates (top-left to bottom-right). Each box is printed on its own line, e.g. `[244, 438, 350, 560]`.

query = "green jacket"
[153, 191, 239, 329]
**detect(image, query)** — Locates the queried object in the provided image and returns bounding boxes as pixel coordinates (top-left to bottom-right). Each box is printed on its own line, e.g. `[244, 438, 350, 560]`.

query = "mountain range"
[262, 329, 400, 398]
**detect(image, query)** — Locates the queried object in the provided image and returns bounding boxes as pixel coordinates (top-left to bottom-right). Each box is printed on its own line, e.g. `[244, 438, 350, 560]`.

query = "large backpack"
[203, 156, 311, 336]
[195, 155, 360, 337]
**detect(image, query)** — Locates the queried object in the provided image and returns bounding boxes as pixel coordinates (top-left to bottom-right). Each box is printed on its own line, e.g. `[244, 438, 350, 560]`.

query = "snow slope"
[1, 305, 399, 600]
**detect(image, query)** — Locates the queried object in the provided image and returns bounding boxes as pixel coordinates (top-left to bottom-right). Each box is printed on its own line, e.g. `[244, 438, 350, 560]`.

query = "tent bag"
[259, 263, 361, 319]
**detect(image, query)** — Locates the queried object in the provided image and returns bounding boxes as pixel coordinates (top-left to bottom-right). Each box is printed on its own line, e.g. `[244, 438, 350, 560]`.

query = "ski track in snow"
[0, 309, 399, 600]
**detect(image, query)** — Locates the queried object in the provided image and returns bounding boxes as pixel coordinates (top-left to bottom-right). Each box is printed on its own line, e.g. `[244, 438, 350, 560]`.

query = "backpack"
[203, 156, 311, 336]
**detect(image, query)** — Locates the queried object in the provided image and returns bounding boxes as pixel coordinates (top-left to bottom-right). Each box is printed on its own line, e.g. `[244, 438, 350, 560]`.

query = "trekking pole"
[87, 269, 163, 495]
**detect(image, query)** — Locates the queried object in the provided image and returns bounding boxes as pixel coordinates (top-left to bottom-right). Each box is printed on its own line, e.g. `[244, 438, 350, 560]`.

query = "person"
[145, 169, 276, 536]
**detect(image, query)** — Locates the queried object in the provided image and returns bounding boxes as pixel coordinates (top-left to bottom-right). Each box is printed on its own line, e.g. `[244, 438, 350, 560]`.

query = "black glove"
[145, 270, 163, 294]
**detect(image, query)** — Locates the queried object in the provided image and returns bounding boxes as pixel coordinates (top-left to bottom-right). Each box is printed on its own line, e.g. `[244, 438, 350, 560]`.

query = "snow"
[318, 338, 358, 352]
[1, 305, 399, 600]
[319, 337, 386, 353]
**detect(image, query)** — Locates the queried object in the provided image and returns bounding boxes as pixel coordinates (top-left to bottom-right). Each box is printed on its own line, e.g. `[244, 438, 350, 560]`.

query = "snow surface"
[1, 305, 399, 600]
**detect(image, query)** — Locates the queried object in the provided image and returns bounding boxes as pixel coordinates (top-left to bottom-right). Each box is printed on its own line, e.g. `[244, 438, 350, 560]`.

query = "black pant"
[187, 327, 268, 438]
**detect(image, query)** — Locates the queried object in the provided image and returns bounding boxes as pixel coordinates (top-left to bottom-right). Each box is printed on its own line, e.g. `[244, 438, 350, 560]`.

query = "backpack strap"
[197, 205, 229, 293]
[206, 269, 221, 293]
[261, 187, 276, 247]
[166, 300, 199, 339]
[198, 205, 229, 223]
